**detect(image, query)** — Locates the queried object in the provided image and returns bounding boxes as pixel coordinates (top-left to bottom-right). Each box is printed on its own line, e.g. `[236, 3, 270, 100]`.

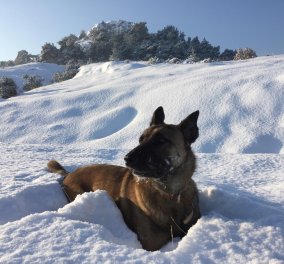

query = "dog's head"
[124, 106, 199, 180]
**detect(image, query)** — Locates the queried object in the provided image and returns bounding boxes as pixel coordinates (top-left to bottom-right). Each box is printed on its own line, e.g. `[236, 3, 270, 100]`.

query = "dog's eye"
[156, 137, 168, 144]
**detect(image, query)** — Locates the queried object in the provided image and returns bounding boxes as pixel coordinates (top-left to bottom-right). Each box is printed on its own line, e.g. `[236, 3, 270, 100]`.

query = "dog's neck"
[149, 151, 196, 199]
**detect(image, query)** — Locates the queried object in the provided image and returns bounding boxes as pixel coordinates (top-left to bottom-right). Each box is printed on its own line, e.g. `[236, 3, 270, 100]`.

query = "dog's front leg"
[136, 218, 171, 251]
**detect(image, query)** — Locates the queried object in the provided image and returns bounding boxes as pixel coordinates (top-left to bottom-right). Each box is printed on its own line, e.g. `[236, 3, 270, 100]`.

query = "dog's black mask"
[124, 106, 199, 179]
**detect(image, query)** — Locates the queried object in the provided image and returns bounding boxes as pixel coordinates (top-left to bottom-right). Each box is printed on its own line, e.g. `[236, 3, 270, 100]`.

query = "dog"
[47, 106, 200, 251]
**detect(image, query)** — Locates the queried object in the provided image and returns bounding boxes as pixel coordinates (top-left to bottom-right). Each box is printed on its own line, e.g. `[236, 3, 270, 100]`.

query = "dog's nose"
[124, 153, 134, 164]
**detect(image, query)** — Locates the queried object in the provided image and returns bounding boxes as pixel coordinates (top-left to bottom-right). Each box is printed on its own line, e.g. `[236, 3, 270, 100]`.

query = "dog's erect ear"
[150, 106, 165, 126]
[179, 110, 199, 145]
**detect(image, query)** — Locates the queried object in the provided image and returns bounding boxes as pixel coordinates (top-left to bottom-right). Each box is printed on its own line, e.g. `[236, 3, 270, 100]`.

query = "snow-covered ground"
[0, 62, 64, 93]
[0, 56, 283, 263]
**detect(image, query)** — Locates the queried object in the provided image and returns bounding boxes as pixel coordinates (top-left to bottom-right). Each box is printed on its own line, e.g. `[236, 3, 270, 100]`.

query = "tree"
[124, 22, 150, 60]
[189, 37, 220, 61]
[0, 77, 17, 99]
[189, 37, 201, 61]
[219, 49, 237, 61]
[153, 25, 188, 60]
[198, 38, 220, 60]
[79, 30, 87, 40]
[14, 50, 32, 65]
[40, 43, 61, 64]
[111, 33, 129, 60]
[58, 34, 84, 64]
[234, 48, 257, 60]
[0, 60, 15, 68]
[111, 22, 150, 61]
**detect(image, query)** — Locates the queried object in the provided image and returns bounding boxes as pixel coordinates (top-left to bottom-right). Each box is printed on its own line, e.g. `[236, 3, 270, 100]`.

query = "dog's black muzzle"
[124, 147, 171, 178]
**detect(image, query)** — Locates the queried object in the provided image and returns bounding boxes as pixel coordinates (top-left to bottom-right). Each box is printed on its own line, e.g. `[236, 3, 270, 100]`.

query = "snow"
[88, 20, 134, 35]
[0, 55, 284, 263]
[0, 62, 65, 93]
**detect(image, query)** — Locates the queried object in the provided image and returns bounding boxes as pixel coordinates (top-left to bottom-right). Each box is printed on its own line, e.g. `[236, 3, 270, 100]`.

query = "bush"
[148, 56, 163, 64]
[166, 57, 181, 64]
[23, 74, 43, 91]
[0, 77, 17, 99]
[219, 49, 237, 61]
[53, 62, 80, 83]
[234, 48, 257, 60]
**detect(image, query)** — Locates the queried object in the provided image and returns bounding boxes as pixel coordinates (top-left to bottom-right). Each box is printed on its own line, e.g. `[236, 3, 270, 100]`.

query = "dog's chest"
[145, 193, 187, 228]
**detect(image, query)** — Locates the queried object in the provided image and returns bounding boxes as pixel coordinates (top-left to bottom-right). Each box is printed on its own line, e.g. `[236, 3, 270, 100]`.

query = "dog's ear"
[179, 110, 199, 145]
[150, 106, 165, 126]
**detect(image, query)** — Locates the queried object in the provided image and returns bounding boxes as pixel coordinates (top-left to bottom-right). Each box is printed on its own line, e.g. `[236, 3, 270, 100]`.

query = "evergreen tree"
[79, 30, 87, 40]
[14, 50, 32, 65]
[198, 38, 220, 60]
[219, 49, 237, 61]
[40, 43, 61, 64]
[88, 27, 113, 62]
[0, 77, 17, 98]
[189, 37, 201, 61]
[58, 34, 84, 64]
[0, 61, 15, 68]
[153, 26, 188, 60]
[127, 22, 149, 60]
[111, 33, 129, 60]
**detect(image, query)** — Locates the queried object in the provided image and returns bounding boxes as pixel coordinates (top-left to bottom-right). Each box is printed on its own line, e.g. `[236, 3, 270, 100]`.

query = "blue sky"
[1, 0, 284, 61]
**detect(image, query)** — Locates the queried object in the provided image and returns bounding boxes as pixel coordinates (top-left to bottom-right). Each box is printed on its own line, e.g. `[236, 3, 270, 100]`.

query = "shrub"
[53, 61, 80, 83]
[166, 57, 181, 64]
[148, 56, 163, 64]
[234, 48, 257, 60]
[23, 74, 43, 91]
[0, 77, 17, 99]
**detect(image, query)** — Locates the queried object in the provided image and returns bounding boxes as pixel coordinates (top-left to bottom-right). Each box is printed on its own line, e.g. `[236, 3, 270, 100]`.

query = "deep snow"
[0, 56, 284, 263]
[0, 62, 64, 94]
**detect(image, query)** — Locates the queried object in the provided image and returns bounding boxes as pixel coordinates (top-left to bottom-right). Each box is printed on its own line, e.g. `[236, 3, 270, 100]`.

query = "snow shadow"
[89, 107, 137, 139]
[0, 182, 67, 225]
[199, 187, 284, 227]
[243, 134, 283, 153]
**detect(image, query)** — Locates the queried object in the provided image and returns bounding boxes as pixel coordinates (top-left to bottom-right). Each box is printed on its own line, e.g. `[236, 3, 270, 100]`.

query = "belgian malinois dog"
[47, 106, 200, 251]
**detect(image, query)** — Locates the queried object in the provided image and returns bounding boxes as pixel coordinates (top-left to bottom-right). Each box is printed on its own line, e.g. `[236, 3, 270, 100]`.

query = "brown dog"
[47, 106, 200, 251]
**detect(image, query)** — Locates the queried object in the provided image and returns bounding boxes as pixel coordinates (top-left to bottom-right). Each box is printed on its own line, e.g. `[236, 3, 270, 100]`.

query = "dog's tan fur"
[47, 107, 200, 251]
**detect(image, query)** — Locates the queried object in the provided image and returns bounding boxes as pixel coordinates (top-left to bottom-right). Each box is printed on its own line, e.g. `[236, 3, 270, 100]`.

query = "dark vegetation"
[0, 20, 257, 98]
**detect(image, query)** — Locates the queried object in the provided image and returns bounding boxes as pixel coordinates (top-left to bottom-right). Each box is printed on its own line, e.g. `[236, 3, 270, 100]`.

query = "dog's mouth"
[125, 164, 150, 177]
[126, 163, 171, 180]
[125, 152, 173, 180]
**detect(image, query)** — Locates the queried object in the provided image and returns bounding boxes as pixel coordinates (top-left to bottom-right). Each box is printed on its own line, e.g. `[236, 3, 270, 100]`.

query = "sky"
[0, 0, 284, 61]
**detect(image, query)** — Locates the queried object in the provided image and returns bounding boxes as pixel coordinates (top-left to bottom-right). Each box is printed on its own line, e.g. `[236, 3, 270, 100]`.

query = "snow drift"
[1, 57, 283, 154]
[0, 56, 283, 263]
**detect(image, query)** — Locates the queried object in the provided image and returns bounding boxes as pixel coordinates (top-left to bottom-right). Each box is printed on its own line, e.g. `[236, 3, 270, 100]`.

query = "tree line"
[0, 20, 257, 67]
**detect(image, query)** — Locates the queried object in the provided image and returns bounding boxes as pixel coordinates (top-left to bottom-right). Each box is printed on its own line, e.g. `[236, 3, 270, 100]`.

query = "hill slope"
[0, 56, 283, 263]
[1, 56, 284, 153]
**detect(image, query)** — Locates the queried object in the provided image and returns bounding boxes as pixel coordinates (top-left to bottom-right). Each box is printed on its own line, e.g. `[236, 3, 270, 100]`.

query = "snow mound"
[1, 56, 284, 154]
[0, 144, 283, 263]
[0, 63, 64, 93]
[1, 56, 284, 263]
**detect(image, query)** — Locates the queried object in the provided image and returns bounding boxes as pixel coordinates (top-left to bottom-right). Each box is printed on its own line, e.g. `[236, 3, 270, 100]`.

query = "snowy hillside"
[0, 62, 64, 93]
[0, 56, 283, 263]
[1, 56, 283, 153]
